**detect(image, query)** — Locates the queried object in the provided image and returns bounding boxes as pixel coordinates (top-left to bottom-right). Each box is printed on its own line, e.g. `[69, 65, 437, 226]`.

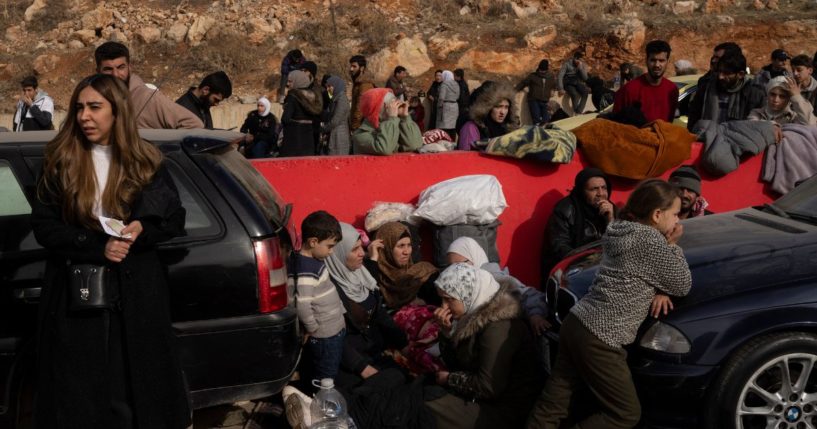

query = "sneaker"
[282, 385, 312, 429]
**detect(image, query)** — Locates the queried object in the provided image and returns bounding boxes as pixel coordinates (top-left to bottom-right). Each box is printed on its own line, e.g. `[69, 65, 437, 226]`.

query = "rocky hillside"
[1, 0, 816, 119]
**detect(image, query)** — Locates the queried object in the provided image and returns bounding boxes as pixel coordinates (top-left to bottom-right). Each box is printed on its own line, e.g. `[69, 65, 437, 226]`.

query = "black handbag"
[68, 264, 117, 311]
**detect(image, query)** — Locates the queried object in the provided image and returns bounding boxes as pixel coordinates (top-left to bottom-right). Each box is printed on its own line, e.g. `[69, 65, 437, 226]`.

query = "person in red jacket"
[613, 40, 679, 123]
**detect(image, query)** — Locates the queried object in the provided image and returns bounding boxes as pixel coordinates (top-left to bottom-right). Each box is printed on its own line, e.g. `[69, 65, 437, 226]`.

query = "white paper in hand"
[99, 216, 132, 239]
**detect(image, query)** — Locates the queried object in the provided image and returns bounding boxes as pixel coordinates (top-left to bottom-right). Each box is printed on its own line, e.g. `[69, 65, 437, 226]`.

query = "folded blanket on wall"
[692, 119, 776, 177]
[763, 123, 817, 195]
[572, 118, 695, 179]
[480, 125, 576, 163]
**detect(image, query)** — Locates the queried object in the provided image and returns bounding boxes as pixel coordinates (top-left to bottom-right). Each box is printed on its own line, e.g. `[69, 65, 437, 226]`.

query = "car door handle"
[13, 287, 41, 302]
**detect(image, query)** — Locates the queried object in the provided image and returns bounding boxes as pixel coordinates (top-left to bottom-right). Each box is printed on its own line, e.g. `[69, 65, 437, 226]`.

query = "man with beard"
[516, 59, 557, 125]
[95, 41, 203, 129]
[540, 168, 617, 279]
[687, 50, 765, 130]
[669, 166, 711, 219]
[385, 65, 408, 101]
[176, 71, 233, 129]
[349, 55, 376, 131]
[613, 40, 678, 123]
[791, 54, 817, 112]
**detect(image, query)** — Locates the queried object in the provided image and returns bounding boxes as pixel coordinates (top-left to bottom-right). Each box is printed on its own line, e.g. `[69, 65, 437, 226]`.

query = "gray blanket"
[693, 119, 776, 176]
[763, 124, 817, 194]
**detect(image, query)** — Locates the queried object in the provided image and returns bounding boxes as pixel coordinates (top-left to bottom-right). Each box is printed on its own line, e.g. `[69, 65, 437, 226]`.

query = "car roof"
[0, 129, 244, 145]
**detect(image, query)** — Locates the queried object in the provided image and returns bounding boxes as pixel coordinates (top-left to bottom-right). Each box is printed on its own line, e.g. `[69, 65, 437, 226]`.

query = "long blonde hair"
[39, 74, 162, 229]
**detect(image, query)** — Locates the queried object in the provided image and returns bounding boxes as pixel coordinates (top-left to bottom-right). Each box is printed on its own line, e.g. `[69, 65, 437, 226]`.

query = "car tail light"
[254, 238, 289, 313]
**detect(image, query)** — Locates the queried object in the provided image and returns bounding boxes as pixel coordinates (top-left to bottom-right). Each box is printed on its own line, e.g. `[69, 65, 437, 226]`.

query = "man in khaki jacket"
[94, 42, 203, 129]
[349, 55, 375, 131]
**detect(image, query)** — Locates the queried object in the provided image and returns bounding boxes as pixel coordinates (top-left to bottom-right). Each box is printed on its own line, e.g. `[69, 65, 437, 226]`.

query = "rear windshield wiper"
[762, 203, 790, 218]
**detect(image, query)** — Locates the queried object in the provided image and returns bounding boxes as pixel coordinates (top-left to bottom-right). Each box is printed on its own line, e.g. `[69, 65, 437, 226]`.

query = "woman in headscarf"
[748, 75, 817, 125]
[436, 70, 460, 140]
[457, 81, 520, 150]
[426, 263, 543, 429]
[239, 96, 279, 158]
[321, 76, 351, 155]
[352, 88, 423, 155]
[325, 222, 408, 386]
[280, 70, 323, 157]
[365, 221, 438, 308]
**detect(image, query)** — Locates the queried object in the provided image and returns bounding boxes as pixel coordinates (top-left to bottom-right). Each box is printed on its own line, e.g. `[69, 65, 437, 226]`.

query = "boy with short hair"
[290, 210, 346, 382]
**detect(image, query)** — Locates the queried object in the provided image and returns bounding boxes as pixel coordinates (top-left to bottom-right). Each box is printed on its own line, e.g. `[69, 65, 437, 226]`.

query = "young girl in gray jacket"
[527, 179, 692, 429]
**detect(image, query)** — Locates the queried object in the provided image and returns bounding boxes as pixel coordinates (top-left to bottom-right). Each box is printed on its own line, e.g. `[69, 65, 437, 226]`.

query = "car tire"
[704, 332, 817, 429]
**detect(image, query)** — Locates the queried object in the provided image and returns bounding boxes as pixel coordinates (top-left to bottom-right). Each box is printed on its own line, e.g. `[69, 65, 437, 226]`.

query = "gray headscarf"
[435, 263, 500, 315]
[288, 70, 311, 90]
[325, 222, 378, 303]
[327, 75, 347, 99]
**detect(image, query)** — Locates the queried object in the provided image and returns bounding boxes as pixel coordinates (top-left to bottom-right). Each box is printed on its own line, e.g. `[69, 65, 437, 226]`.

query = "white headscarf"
[441, 70, 455, 82]
[258, 96, 271, 117]
[325, 222, 379, 303]
[764, 75, 793, 116]
[447, 237, 489, 268]
[435, 263, 500, 315]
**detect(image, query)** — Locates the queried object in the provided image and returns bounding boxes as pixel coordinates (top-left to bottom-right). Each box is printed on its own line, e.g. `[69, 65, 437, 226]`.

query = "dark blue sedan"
[545, 175, 817, 429]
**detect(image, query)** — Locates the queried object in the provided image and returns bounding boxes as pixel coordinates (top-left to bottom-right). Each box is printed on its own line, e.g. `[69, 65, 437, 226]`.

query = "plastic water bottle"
[310, 378, 349, 429]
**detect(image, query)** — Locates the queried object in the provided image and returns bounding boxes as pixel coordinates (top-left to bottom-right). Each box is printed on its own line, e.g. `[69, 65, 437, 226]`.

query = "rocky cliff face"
[1, 0, 815, 121]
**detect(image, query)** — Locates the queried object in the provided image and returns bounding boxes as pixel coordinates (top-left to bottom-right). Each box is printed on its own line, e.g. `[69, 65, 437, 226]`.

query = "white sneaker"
[282, 385, 312, 429]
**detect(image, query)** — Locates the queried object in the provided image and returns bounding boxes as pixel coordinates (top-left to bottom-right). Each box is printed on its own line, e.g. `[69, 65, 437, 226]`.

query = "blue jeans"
[307, 328, 346, 382]
[246, 139, 271, 159]
[528, 99, 551, 124]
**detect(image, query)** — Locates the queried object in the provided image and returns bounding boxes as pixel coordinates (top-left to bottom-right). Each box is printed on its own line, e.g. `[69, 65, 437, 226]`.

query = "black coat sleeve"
[240, 113, 254, 134]
[28, 105, 53, 129]
[31, 186, 110, 264]
[129, 163, 186, 250]
[372, 294, 408, 350]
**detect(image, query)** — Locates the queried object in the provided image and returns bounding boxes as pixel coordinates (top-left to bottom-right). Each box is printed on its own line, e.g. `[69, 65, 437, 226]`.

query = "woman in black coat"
[280, 70, 323, 157]
[240, 96, 278, 158]
[325, 222, 408, 387]
[31, 74, 188, 429]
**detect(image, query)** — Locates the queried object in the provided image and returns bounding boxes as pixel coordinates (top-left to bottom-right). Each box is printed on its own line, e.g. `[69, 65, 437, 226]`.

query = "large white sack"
[412, 175, 507, 226]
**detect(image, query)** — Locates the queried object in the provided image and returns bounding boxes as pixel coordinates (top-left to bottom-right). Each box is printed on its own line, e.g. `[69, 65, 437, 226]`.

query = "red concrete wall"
[252, 143, 775, 286]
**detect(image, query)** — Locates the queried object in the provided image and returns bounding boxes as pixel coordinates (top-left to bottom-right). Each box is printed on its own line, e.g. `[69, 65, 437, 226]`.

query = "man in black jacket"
[13, 75, 54, 131]
[176, 71, 232, 129]
[541, 168, 616, 280]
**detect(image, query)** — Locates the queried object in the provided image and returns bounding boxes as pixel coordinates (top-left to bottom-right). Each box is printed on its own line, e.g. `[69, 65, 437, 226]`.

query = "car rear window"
[210, 146, 290, 233]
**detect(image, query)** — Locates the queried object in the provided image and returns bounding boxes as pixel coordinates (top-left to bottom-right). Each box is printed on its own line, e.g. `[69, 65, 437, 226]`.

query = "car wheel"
[705, 332, 817, 429]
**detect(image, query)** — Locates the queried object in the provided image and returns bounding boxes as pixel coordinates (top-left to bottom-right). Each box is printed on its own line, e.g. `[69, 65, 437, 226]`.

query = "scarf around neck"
[326, 223, 379, 303]
[375, 222, 438, 308]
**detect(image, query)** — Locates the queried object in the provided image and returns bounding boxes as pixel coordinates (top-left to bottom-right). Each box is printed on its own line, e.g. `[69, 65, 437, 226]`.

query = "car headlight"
[639, 321, 691, 354]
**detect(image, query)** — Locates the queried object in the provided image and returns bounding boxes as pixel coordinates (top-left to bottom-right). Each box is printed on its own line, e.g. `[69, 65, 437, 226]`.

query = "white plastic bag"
[412, 175, 507, 226]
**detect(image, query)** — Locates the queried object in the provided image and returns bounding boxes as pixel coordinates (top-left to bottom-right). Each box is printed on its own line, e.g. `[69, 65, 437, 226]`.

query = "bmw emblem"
[785, 406, 802, 422]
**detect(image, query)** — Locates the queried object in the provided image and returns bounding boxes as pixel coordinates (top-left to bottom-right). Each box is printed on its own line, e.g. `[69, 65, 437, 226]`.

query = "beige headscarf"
[375, 222, 438, 308]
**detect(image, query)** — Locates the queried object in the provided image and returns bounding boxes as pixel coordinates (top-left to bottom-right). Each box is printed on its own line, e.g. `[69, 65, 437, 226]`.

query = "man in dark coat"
[427, 70, 443, 129]
[454, 68, 471, 129]
[687, 50, 765, 131]
[669, 165, 711, 220]
[176, 71, 233, 129]
[541, 168, 616, 280]
[516, 60, 557, 125]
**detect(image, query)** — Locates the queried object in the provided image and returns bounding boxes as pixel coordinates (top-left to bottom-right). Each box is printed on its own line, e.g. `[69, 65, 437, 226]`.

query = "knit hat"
[669, 165, 702, 195]
[359, 87, 395, 129]
[771, 49, 790, 61]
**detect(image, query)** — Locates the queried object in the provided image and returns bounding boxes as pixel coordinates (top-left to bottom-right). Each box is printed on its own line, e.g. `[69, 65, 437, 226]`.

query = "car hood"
[563, 208, 817, 306]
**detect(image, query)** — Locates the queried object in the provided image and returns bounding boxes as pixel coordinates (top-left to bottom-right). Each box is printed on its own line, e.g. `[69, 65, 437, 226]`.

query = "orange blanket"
[572, 118, 696, 179]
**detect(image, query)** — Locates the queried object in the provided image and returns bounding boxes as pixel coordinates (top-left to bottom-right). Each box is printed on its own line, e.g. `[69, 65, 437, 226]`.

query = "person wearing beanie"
[748, 75, 817, 125]
[351, 88, 423, 155]
[516, 59, 557, 125]
[669, 165, 712, 219]
[540, 167, 617, 280]
[755, 48, 791, 89]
